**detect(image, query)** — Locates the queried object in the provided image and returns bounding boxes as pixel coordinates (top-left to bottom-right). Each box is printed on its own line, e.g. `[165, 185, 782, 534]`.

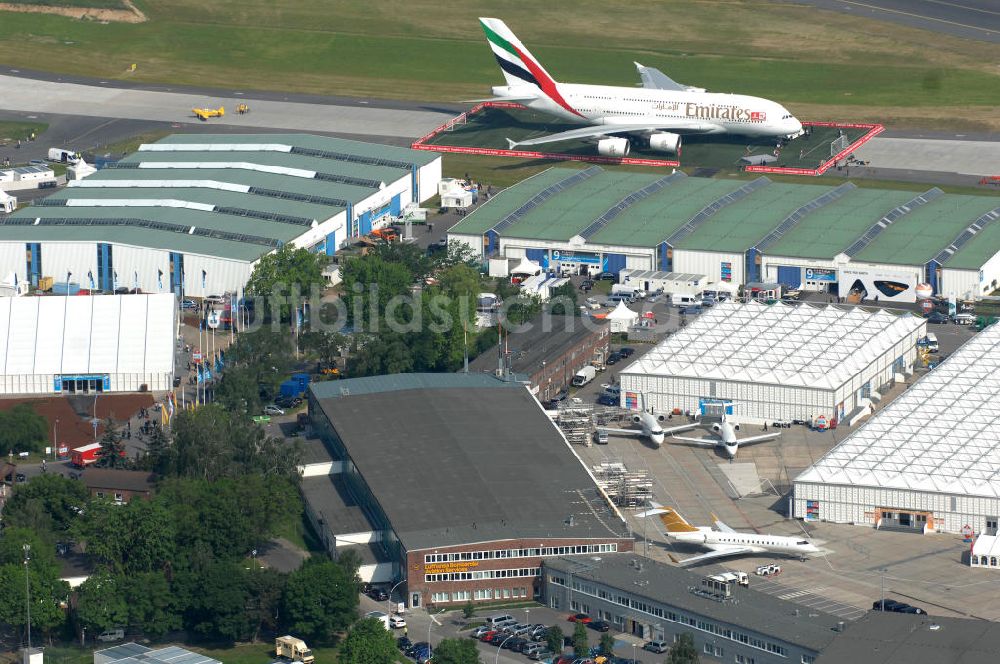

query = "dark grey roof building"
[543, 553, 843, 664]
[816, 612, 1000, 663]
[305, 372, 633, 608]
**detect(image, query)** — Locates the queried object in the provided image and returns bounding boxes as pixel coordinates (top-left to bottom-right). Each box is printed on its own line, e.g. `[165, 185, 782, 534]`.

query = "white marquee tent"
[795, 322, 1000, 534]
[619, 301, 926, 423]
[0, 293, 176, 394]
[605, 300, 639, 333]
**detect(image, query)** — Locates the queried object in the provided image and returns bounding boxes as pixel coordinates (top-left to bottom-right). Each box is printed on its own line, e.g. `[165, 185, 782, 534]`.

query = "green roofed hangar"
[0, 134, 440, 295]
[448, 167, 1000, 303]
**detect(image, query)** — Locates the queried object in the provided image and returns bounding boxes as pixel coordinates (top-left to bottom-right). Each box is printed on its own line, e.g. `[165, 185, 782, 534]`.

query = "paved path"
[0, 74, 452, 138]
[854, 137, 1000, 177]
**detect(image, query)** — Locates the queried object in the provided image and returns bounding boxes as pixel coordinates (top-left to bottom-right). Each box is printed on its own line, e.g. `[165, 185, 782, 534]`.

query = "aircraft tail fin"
[657, 507, 700, 533]
[479, 17, 557, 89]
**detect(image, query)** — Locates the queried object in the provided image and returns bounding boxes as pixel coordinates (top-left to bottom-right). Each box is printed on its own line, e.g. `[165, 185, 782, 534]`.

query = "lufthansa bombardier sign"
[424, 561, 479, 574]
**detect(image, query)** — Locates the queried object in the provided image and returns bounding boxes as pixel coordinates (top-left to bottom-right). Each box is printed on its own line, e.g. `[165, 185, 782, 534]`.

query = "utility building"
[619, 301, 926, 425]
[795, 321, 1000, 535]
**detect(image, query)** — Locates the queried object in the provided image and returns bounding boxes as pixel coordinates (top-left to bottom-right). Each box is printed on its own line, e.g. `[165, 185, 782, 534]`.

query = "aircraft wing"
[668, 435, 718, 448]
[598, 427, 642, 438]
[662, 423, 698, 435]
[734, 432, 780, 446]
[507, 121, 715, 149]
[711, 514, 738, 534]
[634, 62, 687, 91]
[462, 95, 537, 104]
[670, 545, 756, 567]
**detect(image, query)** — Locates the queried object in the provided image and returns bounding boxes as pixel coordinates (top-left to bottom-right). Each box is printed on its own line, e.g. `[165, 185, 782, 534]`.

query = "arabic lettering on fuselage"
[652, 101, 766, 122]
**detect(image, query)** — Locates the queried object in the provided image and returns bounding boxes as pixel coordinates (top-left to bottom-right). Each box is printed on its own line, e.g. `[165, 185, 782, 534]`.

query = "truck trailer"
[70, 442, 103, 468]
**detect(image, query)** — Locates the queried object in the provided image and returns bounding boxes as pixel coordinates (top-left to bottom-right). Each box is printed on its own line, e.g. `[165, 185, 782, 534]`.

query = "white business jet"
[639, 504, 821, 566]
[669, 415, 779, 459]
[599, 410, 698, 448]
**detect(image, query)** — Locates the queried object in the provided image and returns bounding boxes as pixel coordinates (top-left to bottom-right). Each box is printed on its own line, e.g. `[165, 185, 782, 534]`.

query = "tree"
[546, 625, 564, 655]
[123, 571, 183, 639]
[0, 563, 69, 638]
[462, 602, 476, 620]
[74, 498, 176, 575]
[432, 638, 480, 664]
[97, 419, 127, 469]
[214, 365, 263, 417]
[548, 282, 578, 316]
[572, 622, 589, 658]
[341, 252, 415, 328]
[599, 632, 615, 657]
[0, 403, 49, 454]
[76, 571, 129, 634]
[666, 633, 700, 664]
[283, 558, 359, 643]
[180, 561, 252, 643]
[339, 617, 398, 664]
[142, 424, 173, 476]
[244, 567, 287, 643]
[245, 245, 328, 322]
[2, 474, 88, 534]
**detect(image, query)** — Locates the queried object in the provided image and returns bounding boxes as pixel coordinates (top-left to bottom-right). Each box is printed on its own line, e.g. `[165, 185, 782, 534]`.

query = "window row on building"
[423, 543, 617, 564]
[425, 567, 540, 583]
[429, 587, 532, 602]
[558, 578, 788, 657]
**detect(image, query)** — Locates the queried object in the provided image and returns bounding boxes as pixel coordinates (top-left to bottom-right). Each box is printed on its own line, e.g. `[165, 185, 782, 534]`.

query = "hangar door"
[776, 266, 802, 289]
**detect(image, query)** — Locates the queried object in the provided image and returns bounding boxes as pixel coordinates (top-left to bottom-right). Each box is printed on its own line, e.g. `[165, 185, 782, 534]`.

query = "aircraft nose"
[652, 433, 665, 447]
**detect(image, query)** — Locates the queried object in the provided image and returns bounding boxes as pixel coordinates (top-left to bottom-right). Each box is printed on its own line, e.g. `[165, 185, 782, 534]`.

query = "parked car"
[895, 605, 928, 615]
[642, 640, 669, 654]
[872, 599, 905, 611]
[618, 347, 635, 358]
[587, 620, 611, 632]
[567, 613, 592, 624]
[679, 305, 704, 315]
[596, 272, 616, 281]
[263, 404, 285, 416]
[593, 430, 609, 445]
[390, 615, 407, 628]
[366, 587, 389, 601]
[953, 313, 976, 325]
[181, 299, 197, 310]
[490, 634, 509, 646]
[15, 473, 26, 483]
[398, 637, 413, 651]
[596, 393, 617, 406]
[584, 297, 602, 310]
[606, 352, 622, 366]
[96, 628, 125, 643]
[504, 638, 528, 651]
[529, 650, 554, 661]
[471, 626, 491, 638]
[926, 311, 949, 324]
[479, 630, 500, 642]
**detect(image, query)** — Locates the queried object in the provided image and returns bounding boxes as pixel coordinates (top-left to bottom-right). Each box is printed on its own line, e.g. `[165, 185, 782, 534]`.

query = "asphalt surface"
[789, 0, 1000, 43]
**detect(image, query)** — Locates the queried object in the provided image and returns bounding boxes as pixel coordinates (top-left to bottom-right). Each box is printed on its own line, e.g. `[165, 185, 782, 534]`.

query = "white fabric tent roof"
[796, 322, 1000, 498]
[0, 293, 175, 377]
[511, 257, 542, 275]
[624, 301, 924, 390]
[606, 300, 639, 320]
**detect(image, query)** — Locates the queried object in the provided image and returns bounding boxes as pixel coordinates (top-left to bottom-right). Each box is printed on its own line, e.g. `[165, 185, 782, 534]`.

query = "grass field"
[0, 1, 998, 130]
[0, 120, 47, 144]
[15, 0, 128, 8]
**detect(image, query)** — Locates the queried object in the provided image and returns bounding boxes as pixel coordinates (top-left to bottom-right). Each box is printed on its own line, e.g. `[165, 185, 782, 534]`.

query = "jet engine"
[649, 132, 682, 154]
[597, 137, 630, 157]
[657, 414, 668, 422]
[632, 414, 642, 424]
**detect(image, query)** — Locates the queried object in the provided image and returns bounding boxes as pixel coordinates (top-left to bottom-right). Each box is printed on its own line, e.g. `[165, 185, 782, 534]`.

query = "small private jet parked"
[670, 415, 779, 459]
[640, 505, 822, 566]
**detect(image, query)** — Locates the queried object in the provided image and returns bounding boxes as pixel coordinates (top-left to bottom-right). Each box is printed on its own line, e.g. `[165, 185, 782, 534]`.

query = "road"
[789, 0, 1000, 43]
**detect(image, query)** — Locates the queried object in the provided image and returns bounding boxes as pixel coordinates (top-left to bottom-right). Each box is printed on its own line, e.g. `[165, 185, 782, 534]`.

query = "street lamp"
[387, 578, 407, 615]
[497, 634, 515, 664]
[52, 419, 58, 459]
[525, 608, 530, 628]
[427, 607, 445, 659]
[23, 544, 31, 653]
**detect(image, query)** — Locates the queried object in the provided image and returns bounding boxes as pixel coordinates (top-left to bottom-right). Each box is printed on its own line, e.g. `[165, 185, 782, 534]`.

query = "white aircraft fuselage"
[670, 527, 821, 557]
[493, 83, 803, 140]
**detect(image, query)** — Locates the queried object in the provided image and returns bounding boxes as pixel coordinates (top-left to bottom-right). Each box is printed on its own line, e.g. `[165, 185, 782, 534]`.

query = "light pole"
[23, 544, 31, 653]
[52, 419, 58, 460]
[387, 578, 406, 615]
[879, 567, 887, 607]
[632, 643, 637, 663]
[525, 608, 530, 628]
[497, 634, 515, 664]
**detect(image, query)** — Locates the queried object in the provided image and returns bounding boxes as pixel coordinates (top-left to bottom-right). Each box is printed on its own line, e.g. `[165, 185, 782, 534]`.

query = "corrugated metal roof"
[795, 321, 1000, 498]
[622, 301, 925, 390]
[449, 168, 576, 236]
[311, 371, 520, 399]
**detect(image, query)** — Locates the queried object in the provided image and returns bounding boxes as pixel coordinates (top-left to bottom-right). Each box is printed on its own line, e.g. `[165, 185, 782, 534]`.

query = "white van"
[97, 628, 125, 642]
[923, 332, 939, 353]
[670, 293, 699, 307]
[47, 148, 81, 164]
[486, 614, 515, 627]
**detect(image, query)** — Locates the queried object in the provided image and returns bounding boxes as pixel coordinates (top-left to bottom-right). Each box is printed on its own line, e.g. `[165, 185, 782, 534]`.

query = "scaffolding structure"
[591, 461, 653, 508]
[556, 402, 594, 446]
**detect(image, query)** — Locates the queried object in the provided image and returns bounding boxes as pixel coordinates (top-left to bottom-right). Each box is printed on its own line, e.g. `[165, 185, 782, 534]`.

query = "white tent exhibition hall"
[795, 322, 1000, 535]
[0, 293, 176, 395]
[619, 301, 926, 424]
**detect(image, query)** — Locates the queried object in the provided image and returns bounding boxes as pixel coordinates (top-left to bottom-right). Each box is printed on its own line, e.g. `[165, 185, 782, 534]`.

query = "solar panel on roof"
[291, 146, 412, 170]
[844, 188, 943, 257]
[665, 177, 771, 246]
[214, 206, 314, 226]
[933, 207, 1000, 266]
[755, 182, 856, 251]
[312, 171, 383, 189]
[580, 172, 685, 239]
[489, 166, 602, 235]
[248, 186, 349, 208]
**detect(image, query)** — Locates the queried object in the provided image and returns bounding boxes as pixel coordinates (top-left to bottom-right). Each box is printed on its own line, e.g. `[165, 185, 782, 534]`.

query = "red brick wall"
[405, 536, 633, 608]
[532, 329, 610, 402]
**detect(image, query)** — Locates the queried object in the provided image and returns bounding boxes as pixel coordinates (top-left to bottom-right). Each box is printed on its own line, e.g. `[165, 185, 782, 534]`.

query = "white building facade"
[0, 293, 175, 395]
[619, 302, 926, 425]
[795, 322, 1000, 535]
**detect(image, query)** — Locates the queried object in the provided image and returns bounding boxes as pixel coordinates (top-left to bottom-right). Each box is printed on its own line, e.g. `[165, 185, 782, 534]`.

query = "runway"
[0, 72, 454, 138]
[790, 0, 1000, 43]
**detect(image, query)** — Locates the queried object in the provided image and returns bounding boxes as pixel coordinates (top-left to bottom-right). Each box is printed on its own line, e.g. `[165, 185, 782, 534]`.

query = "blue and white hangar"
[0, 134, 440, 295]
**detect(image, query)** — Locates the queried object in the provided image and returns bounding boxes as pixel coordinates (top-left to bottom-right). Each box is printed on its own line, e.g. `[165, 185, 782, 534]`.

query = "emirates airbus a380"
[478, 18, 804, 157]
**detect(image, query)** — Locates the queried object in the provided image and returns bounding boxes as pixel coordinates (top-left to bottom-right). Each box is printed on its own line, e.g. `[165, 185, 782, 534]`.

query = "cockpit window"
[797, 540, 809, 545]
